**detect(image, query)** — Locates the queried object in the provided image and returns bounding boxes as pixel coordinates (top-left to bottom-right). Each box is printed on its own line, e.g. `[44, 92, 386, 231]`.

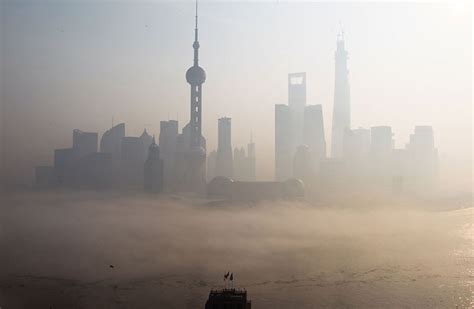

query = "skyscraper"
[215, 117, 233, 178]
[331, 32, 351, 158]
[275, 72, 313, 181]
[288, 72, 307, 147]
[159, 120, 179, 189]
[100, 123, 125, 160]
[178, 0, 207, 192]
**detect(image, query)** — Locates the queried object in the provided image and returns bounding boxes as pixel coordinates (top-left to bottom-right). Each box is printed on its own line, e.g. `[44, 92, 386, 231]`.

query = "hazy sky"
[0, 1, 472, 190]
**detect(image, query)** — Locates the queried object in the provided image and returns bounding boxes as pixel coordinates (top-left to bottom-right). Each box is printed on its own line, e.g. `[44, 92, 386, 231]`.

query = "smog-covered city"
[0, 1, 472, 308]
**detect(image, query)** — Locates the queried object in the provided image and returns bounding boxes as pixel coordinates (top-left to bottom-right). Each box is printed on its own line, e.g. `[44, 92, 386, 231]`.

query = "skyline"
[1, 1, 471, 191]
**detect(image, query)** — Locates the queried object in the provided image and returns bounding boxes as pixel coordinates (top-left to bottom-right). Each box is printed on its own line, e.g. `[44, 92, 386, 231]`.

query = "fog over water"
[0, 1, 472, 308]
[0, 192, 472, 308]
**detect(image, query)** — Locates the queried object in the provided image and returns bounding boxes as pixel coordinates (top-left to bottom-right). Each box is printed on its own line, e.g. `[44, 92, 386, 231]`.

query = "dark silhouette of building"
[73, 129, 98, 158]
[176, 1, 207, 192]
[53, 129, 113, 188]
[215, 117, 233, 178]
[331, 32, 351, 158]
[100, 123, 125, 160]
[139, 129, 153, 155]
[121, 137, 146, 163]
[159, 120, 179, 189]
[119, 130, 153, 188]
[144, 137, 164, 193]
[205, 288, 251, 309]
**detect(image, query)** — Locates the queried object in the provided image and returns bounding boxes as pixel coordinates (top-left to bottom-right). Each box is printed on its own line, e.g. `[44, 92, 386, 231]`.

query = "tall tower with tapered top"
[331, 32, 351, 158]
[186, 0, 206, 149]
[181, 0, 207, 192]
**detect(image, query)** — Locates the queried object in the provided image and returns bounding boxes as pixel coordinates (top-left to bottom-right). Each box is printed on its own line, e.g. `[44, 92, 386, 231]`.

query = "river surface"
[0, 191, 472, 308]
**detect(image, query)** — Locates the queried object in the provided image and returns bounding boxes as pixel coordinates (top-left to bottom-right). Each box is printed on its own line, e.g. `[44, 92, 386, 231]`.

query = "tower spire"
[193, 0, 200, 66]
[195, 0, 198, 36]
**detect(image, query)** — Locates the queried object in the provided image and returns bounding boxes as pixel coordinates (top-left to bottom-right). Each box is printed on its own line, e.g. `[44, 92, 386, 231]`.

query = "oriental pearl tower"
[184, 0, 207, 192]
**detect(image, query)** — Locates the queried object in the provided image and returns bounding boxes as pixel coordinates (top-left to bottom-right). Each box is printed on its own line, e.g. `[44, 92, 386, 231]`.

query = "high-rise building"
[144, 137, 164, 193]
[215, 117, 233, 178]
[120, 134, 149, 188]
[303, 104, 326, 164]
[275, 104, 292, 180]
[73, 129, 98, 158]
[331, 32, 351, 158]
[100, 123, 125, 160]
[275, 72, 316, 181]
[288, 72, 307, 147]
[179, 0, 207, 192]
[139, 129, 153, 157]
[159, 120, 179, 189]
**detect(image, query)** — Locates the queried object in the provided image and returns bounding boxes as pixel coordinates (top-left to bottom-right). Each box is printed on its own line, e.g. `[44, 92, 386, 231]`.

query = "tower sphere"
[186, 65, 206, 85]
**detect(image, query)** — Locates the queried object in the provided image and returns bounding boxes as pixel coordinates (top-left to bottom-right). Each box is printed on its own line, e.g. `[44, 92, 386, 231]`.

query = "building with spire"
[331, 32, 351, 158]
[175, 0, 207, 193]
